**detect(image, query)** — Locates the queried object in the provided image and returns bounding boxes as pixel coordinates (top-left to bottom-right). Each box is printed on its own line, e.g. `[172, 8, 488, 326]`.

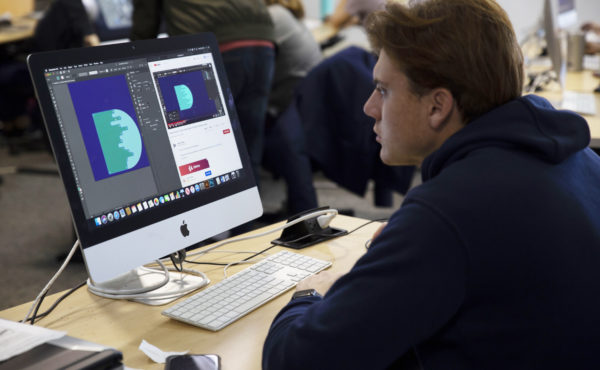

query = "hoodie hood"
[422, 95, 591, 181]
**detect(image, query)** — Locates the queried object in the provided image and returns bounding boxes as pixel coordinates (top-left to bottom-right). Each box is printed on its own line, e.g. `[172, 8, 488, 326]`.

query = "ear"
[426, 88, 455, 131]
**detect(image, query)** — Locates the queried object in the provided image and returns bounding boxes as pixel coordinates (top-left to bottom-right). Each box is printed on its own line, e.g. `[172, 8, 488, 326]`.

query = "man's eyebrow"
[373, 78, 386, 86]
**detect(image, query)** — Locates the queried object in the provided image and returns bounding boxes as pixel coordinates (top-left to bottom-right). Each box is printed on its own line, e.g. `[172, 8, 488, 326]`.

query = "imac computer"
[542, 0, 595, 115]
[93, 0, 133, 42]
[543, 0, 578, 89]
[556, 0, 577, 30]
[27, 33, 263, 303]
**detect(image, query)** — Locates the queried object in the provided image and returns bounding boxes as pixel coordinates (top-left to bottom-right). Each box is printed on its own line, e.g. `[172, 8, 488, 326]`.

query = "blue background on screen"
[158, 70, 217, 122]
[68, 74, 150, 181]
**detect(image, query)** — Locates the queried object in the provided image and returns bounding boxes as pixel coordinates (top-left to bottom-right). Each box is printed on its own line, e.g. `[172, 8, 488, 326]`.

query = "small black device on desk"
[271, 206, 347, 249]
[165, 354, 220, 370]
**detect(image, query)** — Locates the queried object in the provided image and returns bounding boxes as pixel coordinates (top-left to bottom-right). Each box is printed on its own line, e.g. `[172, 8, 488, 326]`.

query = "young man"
[262, 0, 600, 369]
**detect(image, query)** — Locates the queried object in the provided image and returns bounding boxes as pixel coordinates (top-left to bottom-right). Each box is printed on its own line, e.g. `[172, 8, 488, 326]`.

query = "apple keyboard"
[561, 91, 597, 115]
[162, 250, 331, 331]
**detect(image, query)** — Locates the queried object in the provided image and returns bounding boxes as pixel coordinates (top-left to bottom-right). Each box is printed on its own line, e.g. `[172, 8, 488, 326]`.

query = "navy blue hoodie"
[262, 95, 600, 369]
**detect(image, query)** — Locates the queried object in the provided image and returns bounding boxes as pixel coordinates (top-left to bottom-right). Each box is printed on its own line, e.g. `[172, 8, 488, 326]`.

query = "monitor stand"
[88, 267, 209, 306]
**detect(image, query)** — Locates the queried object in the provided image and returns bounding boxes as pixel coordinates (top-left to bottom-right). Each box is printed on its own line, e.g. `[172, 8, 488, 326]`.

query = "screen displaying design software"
[68, 74, 150, 181]
[44, 47, 244, 230]
[156, 69, 221, 125]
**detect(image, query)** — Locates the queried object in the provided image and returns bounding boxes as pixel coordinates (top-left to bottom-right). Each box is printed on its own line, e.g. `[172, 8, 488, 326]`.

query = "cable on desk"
[346, 218, 388, 235]
[222, 244, 279, 278]
[23, 239, 80, 324]
[184, 244, 277, 267]
[242, 244, 277, 261]
[26, 281, 86, 324]
[183, 260, 231, 266]
[184, 244, 278, 277]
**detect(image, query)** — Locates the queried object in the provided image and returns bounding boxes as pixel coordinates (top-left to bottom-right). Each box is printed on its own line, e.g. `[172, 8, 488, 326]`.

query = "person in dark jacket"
[0, 0, 98, 152]
[131, 0, 275, 183]
[33, 0, 99, 51]
[262, 0, 600, 369]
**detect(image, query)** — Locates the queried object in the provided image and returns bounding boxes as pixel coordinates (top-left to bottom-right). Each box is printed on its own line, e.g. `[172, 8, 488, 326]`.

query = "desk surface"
[0, 17, 36, 45]
[0, 215, 379, 370]
[533, 70, 600, 147]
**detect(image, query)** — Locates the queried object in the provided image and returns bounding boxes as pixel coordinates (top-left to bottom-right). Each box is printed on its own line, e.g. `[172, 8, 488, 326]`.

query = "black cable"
[184, 244, 278, 267]
[169, 251, 185, 272]
[346, 218, 388, 235]
[30, 290, 49, 325]
[184, 260, 229, 266]
[241, 244, 277, 262]
[27, 281, 86, 324]
[222, 244, 278, 271]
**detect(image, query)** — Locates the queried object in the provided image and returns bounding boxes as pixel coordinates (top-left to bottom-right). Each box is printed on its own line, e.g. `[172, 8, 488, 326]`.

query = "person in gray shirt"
[266, 0, 322, 117]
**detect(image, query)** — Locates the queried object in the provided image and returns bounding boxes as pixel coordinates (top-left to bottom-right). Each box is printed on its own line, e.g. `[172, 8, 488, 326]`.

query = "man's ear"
[427, 88, 455, 131]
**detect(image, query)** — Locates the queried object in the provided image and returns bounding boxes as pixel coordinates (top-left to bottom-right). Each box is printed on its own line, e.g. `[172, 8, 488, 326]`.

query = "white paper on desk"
[0, 318, 66, 361]
[139, 339, 188, 363]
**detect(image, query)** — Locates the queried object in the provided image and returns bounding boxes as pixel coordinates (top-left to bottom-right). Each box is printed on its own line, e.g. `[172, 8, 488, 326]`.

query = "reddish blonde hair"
[365, 0, 524, 123]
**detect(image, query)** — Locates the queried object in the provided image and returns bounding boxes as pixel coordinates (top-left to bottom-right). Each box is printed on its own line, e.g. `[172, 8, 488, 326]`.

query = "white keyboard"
[162, 251, 331, 331]
[561, 91, 597, 115]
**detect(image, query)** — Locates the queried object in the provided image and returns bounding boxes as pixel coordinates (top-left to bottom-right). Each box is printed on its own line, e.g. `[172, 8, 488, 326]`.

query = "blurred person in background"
[581, 21, 600, 54]
[1, 0, 99, 153]
[131, 0, 275, 184]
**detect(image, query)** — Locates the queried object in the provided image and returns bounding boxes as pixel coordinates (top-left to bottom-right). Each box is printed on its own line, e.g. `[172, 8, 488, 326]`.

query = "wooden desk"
[0, 16, 37, 45]
[0, 0, 37, 44]
[0, 215, 379, 370]
[534, 70, 600, 147]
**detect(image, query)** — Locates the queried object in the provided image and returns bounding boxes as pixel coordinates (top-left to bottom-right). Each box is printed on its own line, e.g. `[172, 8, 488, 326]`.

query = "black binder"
[0, 336, 123, 370]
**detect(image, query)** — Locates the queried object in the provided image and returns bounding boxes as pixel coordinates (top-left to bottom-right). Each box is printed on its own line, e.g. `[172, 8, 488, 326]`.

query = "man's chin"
[380, 152, 420, 167]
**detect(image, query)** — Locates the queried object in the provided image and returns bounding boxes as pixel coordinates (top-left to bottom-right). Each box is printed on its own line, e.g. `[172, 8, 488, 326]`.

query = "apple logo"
[180, 220, 190, 237]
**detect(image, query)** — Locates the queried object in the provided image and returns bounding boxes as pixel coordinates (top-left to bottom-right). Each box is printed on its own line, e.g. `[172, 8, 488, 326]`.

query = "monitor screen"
[557, 0, 577, 30]
[27, 34, 263, 283]
[558, 0, 575, 13]
[93, 0, 133, 41]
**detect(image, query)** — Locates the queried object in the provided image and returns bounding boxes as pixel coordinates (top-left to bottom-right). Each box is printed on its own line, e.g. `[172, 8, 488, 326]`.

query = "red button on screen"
[179, 159, 210, 176]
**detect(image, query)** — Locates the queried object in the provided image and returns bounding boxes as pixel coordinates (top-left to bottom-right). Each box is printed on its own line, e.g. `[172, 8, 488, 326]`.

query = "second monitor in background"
[542, 0, 596, 115]
[543, 0, 578, 89]
[88, 0, 132, 42]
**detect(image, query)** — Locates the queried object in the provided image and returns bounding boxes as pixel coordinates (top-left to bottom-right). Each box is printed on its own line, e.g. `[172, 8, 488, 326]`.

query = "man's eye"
[376, 86, 386, 96]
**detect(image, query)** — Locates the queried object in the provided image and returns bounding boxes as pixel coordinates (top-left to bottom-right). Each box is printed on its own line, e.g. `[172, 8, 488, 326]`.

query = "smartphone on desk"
[165, 354, 221, 370]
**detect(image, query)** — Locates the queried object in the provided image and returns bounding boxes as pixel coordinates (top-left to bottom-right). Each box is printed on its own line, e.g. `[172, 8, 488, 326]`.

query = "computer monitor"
[543, 0, 578, 89]
[93, 0, 133, 42]
[556, 0, 577, 30]
[27, 33, 263, 298]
